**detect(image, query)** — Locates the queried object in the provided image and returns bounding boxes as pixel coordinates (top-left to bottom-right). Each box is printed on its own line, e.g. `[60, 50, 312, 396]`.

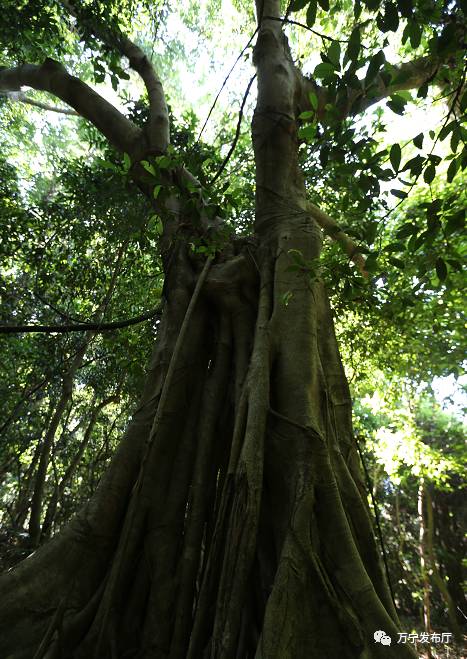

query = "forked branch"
[349, 55, 442, 115]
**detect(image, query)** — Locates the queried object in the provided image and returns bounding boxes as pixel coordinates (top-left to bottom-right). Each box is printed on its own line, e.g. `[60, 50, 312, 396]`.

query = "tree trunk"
[26, 242, 127, 547]
[28, 372, 75, 546]
[13, 396, 55, 531]
[0, 5, 417, 658]
[425, 487, 463, 642]
[40, 394, 119, 541]
[418, 481, 433, 659]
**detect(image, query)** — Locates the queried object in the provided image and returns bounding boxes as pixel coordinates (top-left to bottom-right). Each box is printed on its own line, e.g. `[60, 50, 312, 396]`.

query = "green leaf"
[423, 164, 435, 184]
[365, 252, 378, 273]
[435, 257, 447, 282]
[427, 213, 440, 232]
[413, 230, 429, 251]
[413, 133, 423, 149]
[450, 128, 460, 154]
[299, 110, 315, 120]
[409, 21, 422, 48]
[319, 146, 329, 167]
[447, 158, 458, 183]
[141, 160, 156, 176]
[153, 184, 162, 198]
[365, 222, 378, 244]
[384, 241, 405, 252]
[446, 258, 462, 273]
[347, 27, 361, 61]
[365, 50, 385, 87]
[417, 82, 428, 98]
[390, 144, 401, 173]
[427, 154, 441, 166]
[343, 280, 353, 299]
[445, 210, 465, 234]
[460, 90, 467, 113]
[439, 120, 456, 141]
[328, 40, 341, 68]
[389, 256, 405, 268]
[386, 94, 407, 115]
[427, 198, 442, 218]
[156, 155, 171, 169]
[402, 155, 425, 176]
[396, 0, 412, 18]
[96, 158, 118, 172]
[396, 222, 417, 238]
[308, 91, 318, 110]
[391, 189, 408, 199]
[402, 20, 421, 47]
[148, 214, 163, 235]
[314, 62, 336, 79]
[123, 153, 131, 172]
[437, 23, 457, 55]
[383, 2, 399, 32]
[306, 0, 318, 26]
[395, 90, 413, 101]
[299, 124, 316, 140]
[290, 0, 309, 10]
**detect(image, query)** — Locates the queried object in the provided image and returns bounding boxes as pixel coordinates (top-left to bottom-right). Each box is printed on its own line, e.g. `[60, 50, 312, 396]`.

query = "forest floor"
[415, 635, 466, 658]
[418, 645, 466, 659]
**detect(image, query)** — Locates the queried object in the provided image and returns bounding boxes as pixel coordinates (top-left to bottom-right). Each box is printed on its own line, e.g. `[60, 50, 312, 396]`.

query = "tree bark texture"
[0, 4, 419, 658]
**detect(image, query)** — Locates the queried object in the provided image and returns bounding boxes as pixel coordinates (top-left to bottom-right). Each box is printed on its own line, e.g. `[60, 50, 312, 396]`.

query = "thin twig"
[195, 29, 259, 146]
[263, 15, 350, 43]
[209, 74, 257, 185]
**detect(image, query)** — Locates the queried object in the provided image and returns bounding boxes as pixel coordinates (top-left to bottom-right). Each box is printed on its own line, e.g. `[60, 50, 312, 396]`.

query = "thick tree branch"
[0, 60, 143, 155]
[1, 91, 79, 115]
[349, 55, 442, 115]
[298, 54, 456, 121]
[61, 0, 169, 152]
[307, 201, 368, 277]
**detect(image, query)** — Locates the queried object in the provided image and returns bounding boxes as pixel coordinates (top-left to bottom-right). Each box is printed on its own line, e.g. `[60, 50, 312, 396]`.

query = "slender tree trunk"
[425, 487, 462, 642]
[40, 394, 119, 541]
[418, 481, 433, 659]
[27, 241, 127, 547]
[13, 397, 55, 531]
[28, 374, 75, 546]
[395, 490, 404, 555]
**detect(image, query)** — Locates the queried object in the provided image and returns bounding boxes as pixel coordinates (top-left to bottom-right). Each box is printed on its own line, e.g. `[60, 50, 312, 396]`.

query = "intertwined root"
[0, 250, 415, 659]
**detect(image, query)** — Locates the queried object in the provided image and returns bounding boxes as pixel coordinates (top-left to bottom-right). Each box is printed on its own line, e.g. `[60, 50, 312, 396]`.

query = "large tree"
[0, 0, 465, 657]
